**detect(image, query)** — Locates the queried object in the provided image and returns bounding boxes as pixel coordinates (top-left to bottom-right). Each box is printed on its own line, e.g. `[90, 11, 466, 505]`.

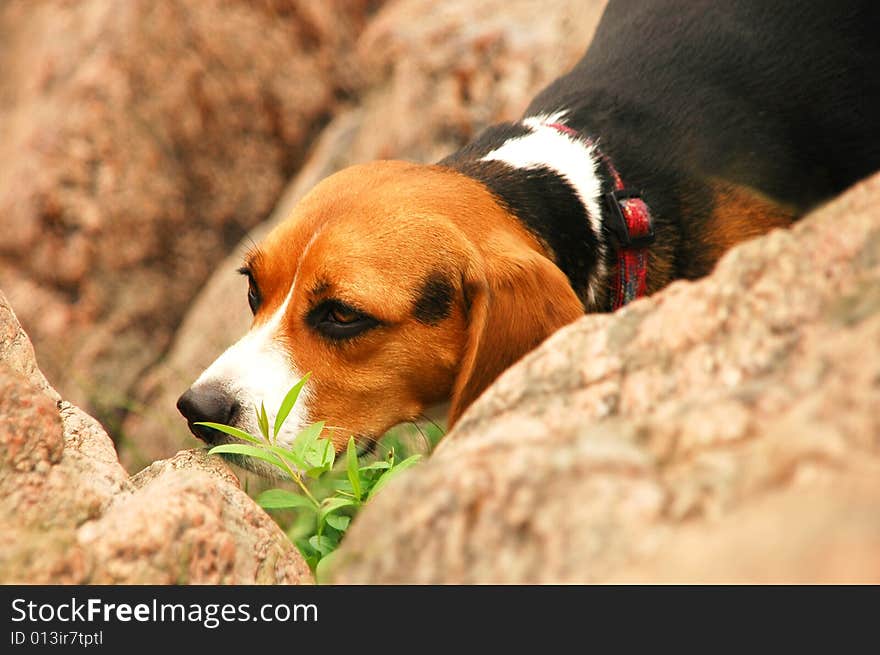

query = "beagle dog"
[178, 0, 880, 474]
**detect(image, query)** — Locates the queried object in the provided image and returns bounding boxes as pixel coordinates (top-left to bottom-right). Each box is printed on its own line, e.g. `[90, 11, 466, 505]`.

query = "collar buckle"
[604, 189, 656, 249]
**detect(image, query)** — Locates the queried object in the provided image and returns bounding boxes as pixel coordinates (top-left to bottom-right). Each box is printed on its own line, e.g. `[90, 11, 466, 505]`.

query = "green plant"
[195, 373, 431, 581]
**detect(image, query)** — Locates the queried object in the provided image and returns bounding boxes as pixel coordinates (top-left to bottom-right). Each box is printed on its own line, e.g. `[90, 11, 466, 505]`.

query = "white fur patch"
[191, 284, 308, 449]
[480, 111, 606, 307]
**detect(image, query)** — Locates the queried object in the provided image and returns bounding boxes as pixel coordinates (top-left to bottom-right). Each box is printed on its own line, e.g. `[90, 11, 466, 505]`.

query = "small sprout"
[346, 437, 362, 502]
[257, 402, 270, 441]
[199, 373, 440, 579]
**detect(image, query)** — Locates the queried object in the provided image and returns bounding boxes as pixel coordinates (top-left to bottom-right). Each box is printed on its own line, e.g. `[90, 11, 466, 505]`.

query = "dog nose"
[176, 387, 238, 444]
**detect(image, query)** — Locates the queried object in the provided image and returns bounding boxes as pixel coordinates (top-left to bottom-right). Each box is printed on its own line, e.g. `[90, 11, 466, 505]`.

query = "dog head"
[177, 160, 583, 473]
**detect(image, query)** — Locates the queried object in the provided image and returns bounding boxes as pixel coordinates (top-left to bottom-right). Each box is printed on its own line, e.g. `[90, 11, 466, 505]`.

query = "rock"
[346, 0, 608, 163]
[121, 0, 610, 468]
[331, 171, 880, 584]
[0, 291, 311, 584]
[0, 366, 128, 535]
[0, 0, 375, 431]
[0, 293, 58, 401]
[78, 456, 311, 584]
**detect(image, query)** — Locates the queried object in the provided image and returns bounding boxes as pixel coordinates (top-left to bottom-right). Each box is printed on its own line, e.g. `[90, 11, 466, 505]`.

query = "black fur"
[531, 0, 880, 206]
[446, 157, 600, 306]
[440, 0, 880, 301]
[413, 272, 455, 325]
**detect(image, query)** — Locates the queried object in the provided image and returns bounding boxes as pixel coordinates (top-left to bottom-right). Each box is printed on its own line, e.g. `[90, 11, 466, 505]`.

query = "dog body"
[178, 0, 880, 470]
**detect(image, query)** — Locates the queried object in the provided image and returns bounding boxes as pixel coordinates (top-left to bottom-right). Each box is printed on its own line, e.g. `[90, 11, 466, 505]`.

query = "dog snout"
[176, 386, 239, 444]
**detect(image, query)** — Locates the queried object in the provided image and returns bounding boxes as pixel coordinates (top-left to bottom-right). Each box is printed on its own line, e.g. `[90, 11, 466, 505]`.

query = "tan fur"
[703, 179, 796, 265]
[449, 243, 584, 424]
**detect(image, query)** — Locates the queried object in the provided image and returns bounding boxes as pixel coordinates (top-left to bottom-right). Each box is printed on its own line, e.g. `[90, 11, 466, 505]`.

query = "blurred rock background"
[0, 0, 607, 471]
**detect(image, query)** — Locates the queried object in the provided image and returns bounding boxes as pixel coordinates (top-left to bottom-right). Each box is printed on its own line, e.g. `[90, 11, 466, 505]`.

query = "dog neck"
[440, 112, 620, 311]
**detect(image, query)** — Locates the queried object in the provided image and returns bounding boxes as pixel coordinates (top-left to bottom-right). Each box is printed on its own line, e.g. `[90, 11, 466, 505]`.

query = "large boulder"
[0, 0, 375, 433]
[121, 0, 609, 469]
[0, 293, 311, 584]
[331, 171, 880, 584]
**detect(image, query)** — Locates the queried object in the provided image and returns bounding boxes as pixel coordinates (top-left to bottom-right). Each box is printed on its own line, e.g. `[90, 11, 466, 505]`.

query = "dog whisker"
[408, 420, 432, 455]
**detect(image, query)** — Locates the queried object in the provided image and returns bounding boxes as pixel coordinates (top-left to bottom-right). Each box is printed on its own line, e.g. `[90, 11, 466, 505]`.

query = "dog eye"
[247, 284, 260, 314]
[309, 301, 379, 340]
[238, 267, 261, 315]
[327, 306, 359, 324]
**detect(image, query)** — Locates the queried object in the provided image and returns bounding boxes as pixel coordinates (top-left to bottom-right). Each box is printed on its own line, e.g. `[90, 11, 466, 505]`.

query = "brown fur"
[246, 161, 580, 447]
[702, 180, 797, 266]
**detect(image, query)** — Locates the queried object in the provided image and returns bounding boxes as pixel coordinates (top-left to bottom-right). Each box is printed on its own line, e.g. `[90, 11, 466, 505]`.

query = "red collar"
[545, 122, 655, 310]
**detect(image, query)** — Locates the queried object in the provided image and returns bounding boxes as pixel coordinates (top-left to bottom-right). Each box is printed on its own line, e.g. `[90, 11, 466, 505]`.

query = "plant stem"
[276, 458, 320, 508]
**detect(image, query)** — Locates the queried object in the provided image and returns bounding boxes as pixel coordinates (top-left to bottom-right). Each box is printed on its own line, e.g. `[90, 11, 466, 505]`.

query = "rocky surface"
[0, 0, 374, 432]
[0, 293, 311, 584]
[332, 171, 880, 584]
[121, 0, 609, 468]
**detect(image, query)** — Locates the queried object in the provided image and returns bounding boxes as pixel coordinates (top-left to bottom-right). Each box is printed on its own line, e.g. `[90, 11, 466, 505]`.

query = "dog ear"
[448, 248, 585, 425]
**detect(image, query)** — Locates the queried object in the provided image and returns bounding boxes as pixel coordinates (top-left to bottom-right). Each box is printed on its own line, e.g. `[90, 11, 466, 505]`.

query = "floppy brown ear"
[448, 249, 585, 425]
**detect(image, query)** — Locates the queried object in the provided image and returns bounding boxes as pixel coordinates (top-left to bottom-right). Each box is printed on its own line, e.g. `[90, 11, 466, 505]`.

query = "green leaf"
[357, 474, 381, 498]
[257, 402, 270, 441]
[395, 453, 424, 469]
[305, 465, 330, 479]
[294, 538, 320, 571]
[358, 460, 392, 471]
[346, 437, 362, 501]
[317, 497, 356, 536]
[194, 422, 261, 445]
[288, 511, 318, 543]
[266, 445, 308, 472]
[314, 549, 340, 584]
[273, 373, 311, 439]
[256, 488, 317, 511]
[320, 496, 357, 517]
[292, 421, 326, 462]
[368, 454, 424, 500]
[332, 478, 355, 493]
[208, 443, 286, 472]
[304, 440, 329, 470]
[320, 437, 335, 469]
[308, 535, 336, 557]
[325, 514, 350, 532]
